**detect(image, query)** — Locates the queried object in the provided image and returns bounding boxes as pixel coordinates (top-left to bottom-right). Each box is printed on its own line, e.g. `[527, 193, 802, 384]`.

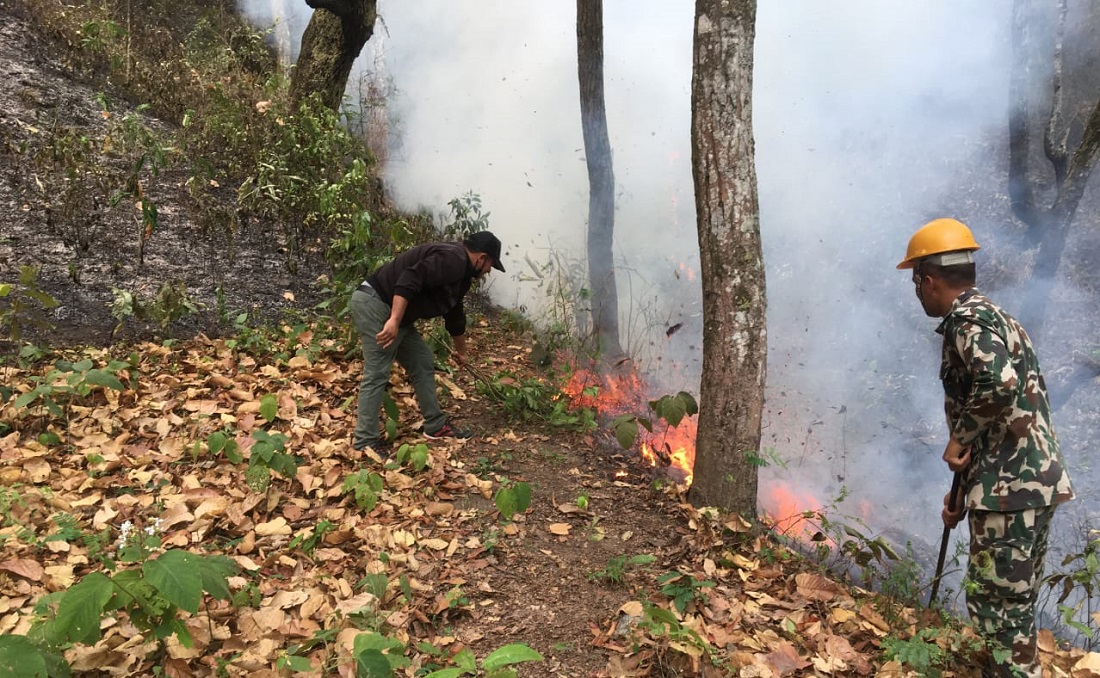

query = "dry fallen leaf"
[548, 523, 572, 535]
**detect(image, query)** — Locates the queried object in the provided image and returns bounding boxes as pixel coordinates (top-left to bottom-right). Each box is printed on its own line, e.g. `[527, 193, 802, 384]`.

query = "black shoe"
[424, 422, 472, 440]
[354, 439, 392, 458]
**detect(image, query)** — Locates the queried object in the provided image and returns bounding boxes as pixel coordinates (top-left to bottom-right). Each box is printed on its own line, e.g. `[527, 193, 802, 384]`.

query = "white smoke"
[239, 1, 1097, 600]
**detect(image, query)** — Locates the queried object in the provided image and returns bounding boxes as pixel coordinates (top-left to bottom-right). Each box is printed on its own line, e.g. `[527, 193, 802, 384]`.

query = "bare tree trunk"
[686, 0, 765, 517]
[577, 0, 626, 365]
[1008, 0, 1100, 330]
[290, 0, 377, 111]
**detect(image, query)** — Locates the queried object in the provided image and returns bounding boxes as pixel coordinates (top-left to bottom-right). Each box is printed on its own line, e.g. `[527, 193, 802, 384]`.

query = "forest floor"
[1, 3, 1099, 677]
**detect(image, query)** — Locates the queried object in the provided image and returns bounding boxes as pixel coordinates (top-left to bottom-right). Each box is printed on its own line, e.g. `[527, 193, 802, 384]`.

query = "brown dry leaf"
[1074, 653, 1100, 678]
[794, 572, 845, 602]
[762, 641, 811, 675]
[818, 633, 871, 675]
[24, 458, 50, 483]
[548, 522, 572, 536]
[425, 501, 454, 516]
[336, 592, 378, 615]
[0, 559, 43, 582]
[254, 517, 292, 536]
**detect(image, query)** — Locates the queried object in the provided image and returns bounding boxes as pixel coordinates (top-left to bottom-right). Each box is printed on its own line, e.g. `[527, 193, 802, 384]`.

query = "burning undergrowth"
[562, 363, 697, 487]
[559, 361, 851, 541]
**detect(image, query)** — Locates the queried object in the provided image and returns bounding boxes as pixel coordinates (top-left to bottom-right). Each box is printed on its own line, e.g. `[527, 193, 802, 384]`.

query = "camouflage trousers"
[966, 506, 1055, 678]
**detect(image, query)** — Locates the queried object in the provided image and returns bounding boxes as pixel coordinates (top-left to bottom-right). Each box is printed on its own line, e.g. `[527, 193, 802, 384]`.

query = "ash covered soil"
[0, 11, 319, 348]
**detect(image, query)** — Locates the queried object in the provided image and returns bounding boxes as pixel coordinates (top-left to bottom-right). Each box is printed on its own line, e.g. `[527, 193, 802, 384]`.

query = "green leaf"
[259, 393, 278, 422]
[510, 482, 532, 514]
[0, 634, 48, 677]
[53, 572, 114, 645]
[144, 551, 202, 613]
[611, 416, 638, 449]
[207, 431, 226, 455]
[422, 670, 465, 678]
[0, 284, 11, 298]
[481, 644, 543, 671]
[195, 555, 237, 600]
[453, 648, 477, 672]
[676, 391, 699, 415]
[355, 648, 393, 678]
[84, 369, 125, 391]
[14, 387, 44, 409]
[495, 488, 516, 520]
[281, 655, 314, 671]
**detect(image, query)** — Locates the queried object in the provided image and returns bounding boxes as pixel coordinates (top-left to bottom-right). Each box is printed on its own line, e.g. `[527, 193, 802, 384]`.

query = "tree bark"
[290, 0, 377, 111]
[686, 0, 765, 517]
[577, 0, 626, 365]
[1008, 0, 1100, 330]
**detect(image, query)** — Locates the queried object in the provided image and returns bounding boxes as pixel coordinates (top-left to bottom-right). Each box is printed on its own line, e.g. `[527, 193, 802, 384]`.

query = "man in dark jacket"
[899, 218, 1073, 678]
[350, 231, 505, 453]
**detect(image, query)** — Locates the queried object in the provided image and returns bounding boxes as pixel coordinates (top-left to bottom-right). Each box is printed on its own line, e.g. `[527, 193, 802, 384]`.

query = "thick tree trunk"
[577, 0, 625, 364]
[1008, 0, 1100, 331]
[686, 0, 765, 517]
[290, 0, 377, 111]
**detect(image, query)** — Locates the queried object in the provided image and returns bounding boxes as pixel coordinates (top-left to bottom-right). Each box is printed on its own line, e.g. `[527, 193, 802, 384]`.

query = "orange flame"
[761, 484, 825, 542]
[563, 367, 695, 486]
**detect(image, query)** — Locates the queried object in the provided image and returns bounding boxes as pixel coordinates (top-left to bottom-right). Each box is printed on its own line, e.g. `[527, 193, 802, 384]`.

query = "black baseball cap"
[465, 231, 505, 272]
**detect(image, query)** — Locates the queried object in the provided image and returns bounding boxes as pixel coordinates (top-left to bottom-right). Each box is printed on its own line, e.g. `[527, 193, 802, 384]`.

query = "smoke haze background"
[240, 1, 1098, 599]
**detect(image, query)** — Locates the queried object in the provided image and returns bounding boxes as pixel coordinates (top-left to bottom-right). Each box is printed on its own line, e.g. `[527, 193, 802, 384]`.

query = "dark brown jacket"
[367, 242, 475, 336]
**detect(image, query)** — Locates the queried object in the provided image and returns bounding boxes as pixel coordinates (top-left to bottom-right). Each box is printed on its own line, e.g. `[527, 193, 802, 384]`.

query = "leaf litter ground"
[1, 324, 1095, 677]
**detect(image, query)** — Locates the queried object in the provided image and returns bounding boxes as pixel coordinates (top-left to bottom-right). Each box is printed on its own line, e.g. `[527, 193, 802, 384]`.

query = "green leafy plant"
[0, 633, 67, 678]
[394, 442, 430, 472]
[881, 628, 950, 678]
[589, 553, 656, 586]
[277, 627, 339, 673]
[610, 390, 698, 450]
[350, 631, 412, 677]
[25, 520, 237, 668]
[634, 603, 717, 669]
[441, 192, 491, 241]
[244, 430, 297, 492]
[288, 520, 336, 557]
[1044, 528, 1100, 647]
[656, 571, 715, 615]
[192, 429, 243, 464]
[110, 281, 203, 335]
[14, 356, 131, 428]
[0, 265, 58, 343]
[343, 469, 385, 511]
[424, 642, 544, 678]
[481, 373, 596, 432]
[494, 480, 532, 521]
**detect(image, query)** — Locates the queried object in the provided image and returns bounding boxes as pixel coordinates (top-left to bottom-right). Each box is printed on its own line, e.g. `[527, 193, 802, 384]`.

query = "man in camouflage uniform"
[898, 218, 1074, 678]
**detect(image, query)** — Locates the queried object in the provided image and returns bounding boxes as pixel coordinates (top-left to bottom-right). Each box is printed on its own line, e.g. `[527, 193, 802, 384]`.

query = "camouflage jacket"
[937, 289, 1074, 512]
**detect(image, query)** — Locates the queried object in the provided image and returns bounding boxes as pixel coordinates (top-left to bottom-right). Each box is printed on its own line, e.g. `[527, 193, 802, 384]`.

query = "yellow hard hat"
[897, 218, 980, 269]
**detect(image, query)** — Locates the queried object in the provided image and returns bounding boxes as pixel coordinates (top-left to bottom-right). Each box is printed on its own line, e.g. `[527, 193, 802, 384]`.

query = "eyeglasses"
[912, 264, 923, 299]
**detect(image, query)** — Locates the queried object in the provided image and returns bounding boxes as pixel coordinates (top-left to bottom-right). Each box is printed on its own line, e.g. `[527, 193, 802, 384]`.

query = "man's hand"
[375, 318, 400, 349]
[941, 486, 967, 529]
[942, 438, 971, 473]
[451, 334, 467, 366]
